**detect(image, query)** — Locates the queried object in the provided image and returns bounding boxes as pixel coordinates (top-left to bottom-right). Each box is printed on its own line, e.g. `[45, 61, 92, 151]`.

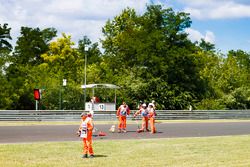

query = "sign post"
[60, 79, 67, 110]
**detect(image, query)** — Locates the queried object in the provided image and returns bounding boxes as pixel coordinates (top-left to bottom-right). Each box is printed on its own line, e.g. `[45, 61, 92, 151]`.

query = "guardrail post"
[35, 100, 38, 111]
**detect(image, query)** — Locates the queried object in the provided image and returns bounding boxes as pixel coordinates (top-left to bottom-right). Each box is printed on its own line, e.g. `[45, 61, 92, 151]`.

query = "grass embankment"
[0, 135, 250, 167]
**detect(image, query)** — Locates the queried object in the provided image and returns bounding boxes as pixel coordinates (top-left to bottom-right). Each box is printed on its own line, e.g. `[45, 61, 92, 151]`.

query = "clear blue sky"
[1, 0, 250, 54]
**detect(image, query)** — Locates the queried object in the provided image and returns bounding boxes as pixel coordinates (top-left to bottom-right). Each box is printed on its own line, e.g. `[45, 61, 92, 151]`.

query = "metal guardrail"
[155, 110, 250, 120]
[0, 110, 250, 121]
[0, 110, 115, 121]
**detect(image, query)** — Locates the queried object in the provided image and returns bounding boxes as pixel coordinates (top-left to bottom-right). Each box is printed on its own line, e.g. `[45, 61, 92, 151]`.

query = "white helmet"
[149, 103, 154, 107]
[142, 103, 147, 107]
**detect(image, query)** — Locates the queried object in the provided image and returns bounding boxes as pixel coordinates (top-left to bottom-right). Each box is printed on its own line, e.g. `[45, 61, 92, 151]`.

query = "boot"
[137, 129, 143, 133]
[82, 154, 88, 158]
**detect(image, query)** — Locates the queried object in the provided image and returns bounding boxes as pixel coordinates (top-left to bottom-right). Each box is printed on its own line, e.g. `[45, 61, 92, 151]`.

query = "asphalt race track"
[0, 122, 250, 143]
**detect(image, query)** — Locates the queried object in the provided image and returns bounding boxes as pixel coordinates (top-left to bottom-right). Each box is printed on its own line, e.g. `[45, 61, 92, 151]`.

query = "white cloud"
[185, 28, 203, 42]
[0, 0, 149, 46]
[185, 28, 215, 44]
[204, 31, 215, 44]
[178, 0, 250, 19]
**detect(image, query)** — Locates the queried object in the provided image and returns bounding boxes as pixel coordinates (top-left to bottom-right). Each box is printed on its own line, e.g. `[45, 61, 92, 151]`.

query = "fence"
[0, 110, 250, 121]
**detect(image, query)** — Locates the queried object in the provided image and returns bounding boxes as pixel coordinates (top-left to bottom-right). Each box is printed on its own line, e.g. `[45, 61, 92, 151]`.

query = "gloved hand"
[76, 130, 81, 137]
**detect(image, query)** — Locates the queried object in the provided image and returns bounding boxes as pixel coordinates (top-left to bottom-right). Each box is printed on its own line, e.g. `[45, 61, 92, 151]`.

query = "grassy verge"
[157, 119, 250, 123]
[0, 135, 250, 167]
[0, 119, 250, 126]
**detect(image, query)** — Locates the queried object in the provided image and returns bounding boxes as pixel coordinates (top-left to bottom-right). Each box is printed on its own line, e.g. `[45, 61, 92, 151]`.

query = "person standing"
[77, 111, 94, 158]
[133, 103, 149, 133]
[116, 101, 130, 133]
[148, 103, 157, 134]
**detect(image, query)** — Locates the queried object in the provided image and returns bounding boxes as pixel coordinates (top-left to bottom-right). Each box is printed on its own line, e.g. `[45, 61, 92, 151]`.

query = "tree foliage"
[0, 4, 249, 110]
[4, 27, 57, 109]
[0, 23, 12, 53]
[101, 5, 204, 109]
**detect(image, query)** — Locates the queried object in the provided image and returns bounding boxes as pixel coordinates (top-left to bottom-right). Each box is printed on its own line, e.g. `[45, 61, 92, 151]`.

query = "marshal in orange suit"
[78, 112, 94, 158]
[148, 103, 157, 134]
[133, 103, 149, 133]
[116, 102, 130, 133]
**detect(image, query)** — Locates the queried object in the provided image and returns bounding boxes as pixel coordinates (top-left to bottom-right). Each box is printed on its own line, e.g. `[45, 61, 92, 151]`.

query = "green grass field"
[1, 135, 250, 167]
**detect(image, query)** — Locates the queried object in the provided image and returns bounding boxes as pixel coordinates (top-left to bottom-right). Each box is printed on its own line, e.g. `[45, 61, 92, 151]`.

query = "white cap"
[89, 110, 94, 115]
[149, 103, 154, 107]
[142, 103, 147, 107]
[87, 110, 94, 117]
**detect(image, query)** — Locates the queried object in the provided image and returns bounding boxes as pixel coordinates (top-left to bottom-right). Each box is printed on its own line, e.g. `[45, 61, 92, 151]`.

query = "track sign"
[98, 104, 105, 111]
[34, 89, 40, 100]
[63, 79, 67, 86]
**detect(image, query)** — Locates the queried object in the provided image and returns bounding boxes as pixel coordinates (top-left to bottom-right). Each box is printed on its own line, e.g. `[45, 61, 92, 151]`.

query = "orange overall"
[134, 108, 149, 132]
[79, 115, 94, 156]
[148, 107, 156, 133]
[116, 103, 130, 132]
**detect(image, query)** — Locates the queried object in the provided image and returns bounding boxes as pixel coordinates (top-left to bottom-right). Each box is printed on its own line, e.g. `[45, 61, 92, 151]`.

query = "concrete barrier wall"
[0, 110, 250, 121]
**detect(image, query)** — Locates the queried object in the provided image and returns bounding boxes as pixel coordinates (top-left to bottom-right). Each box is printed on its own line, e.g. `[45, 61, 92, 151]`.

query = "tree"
[0, 23, 12, 85]
[219, 51, 250, 109]
[78, 36, 102, 65]
[0, 23, 12, 52]
[39, 33, 85, 109]
[197, 50, 250, 109]
[0, 74, 14, 109]
[13, 27, 57, 65]
[4, 27, 57, 109]
[101, 5, 203, 109]
[0, 23, 13, 109]
[198, 38, 216, 52]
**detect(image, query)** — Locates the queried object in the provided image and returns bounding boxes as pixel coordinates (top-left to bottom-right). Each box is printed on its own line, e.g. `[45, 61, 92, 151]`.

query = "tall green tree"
[0, 23, 12, 77]
[196, 49, 250, 109]
[219, 50, 250, 109]
[5, 27, 57, 109]
[78, 36, 102, 65]
[0, 23, 12, 52]
[101, 5, 204, 109]
[0, 23, 13, 109]
[13, 27, 57, 65]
